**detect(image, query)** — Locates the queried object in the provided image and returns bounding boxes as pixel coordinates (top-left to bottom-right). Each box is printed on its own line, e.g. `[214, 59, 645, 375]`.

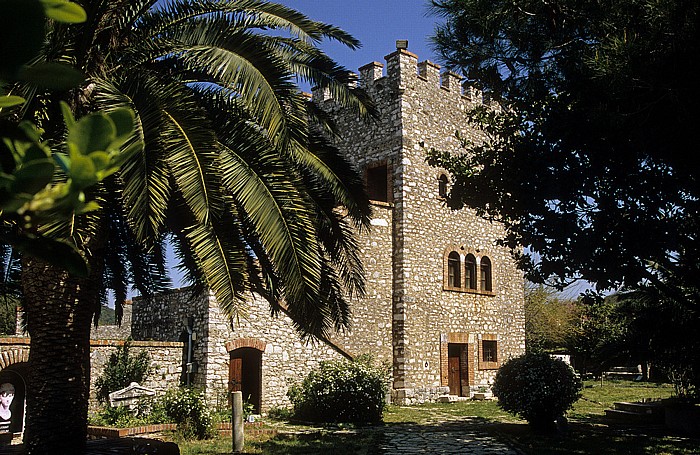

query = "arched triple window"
[480, 256, 492, 292]
[465, 254, 477, 290]
[447, 251, 461, 288]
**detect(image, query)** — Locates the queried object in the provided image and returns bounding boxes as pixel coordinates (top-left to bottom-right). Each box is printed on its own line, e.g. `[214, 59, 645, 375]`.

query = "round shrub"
[160, 387, 213, 439]
[288, 355, 390, 423]
[492, 352, 582, 431]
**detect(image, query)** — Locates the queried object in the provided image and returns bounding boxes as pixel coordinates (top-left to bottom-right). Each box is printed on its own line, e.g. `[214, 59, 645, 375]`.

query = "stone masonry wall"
[0, 337, 184, 413]
[317, 44, 526, 404]
[205, 293, 345, 412]
[89, 340, 184, 412]
[131, 288, 211, 389]
[90, 303, 132, 340]
[131, 288, 347, 412]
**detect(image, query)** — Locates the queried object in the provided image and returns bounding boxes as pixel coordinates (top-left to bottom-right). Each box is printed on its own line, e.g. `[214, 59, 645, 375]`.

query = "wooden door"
[229, 357, 242, 393]
[448, 355, 461, 395]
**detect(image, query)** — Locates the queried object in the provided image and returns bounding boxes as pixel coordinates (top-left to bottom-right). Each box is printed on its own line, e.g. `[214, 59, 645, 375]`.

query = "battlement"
[312, 41, 485, 104]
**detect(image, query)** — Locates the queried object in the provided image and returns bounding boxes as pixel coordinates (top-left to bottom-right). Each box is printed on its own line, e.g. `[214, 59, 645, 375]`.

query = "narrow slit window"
[438, 174, 448, 198]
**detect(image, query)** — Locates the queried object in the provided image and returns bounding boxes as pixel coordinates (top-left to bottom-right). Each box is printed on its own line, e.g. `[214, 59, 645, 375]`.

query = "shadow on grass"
[246, 429, 381, 454]
[488, 420, 699, 455]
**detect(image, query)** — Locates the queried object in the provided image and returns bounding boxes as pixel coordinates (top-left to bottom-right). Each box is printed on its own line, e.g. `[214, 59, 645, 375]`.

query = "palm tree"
[16, 1, 372, 452]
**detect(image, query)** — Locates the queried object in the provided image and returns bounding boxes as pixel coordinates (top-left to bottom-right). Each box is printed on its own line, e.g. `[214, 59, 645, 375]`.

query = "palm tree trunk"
[21, 253, 102, 454]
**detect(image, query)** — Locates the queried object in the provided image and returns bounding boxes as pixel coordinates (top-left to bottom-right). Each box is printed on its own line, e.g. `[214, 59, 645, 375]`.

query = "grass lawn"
[174, 380, 697, 454]
[175, 428, 380, 455]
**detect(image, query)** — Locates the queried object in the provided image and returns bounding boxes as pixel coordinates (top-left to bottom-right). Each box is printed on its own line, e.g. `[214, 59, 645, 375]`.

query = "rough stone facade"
[313, 44, 525, 404]
[0, 337, 184, 416]
[89, 303, 133, 340]
[126, 42, 526, 410]
[130, 289, 346, 412]
[89, 340, 184, 411]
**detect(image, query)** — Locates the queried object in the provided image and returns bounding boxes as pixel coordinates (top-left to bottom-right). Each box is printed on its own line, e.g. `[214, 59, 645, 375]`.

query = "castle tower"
[316, 42, 525, 404]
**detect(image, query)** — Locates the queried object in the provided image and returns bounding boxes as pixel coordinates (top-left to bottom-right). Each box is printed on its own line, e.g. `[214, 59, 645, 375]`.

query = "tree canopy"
[428, 0, 700, 293]
[2, 0, 375, 451]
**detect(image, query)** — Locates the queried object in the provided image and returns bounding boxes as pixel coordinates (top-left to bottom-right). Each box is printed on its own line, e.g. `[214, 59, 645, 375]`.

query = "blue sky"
[276, 0, 443, 75]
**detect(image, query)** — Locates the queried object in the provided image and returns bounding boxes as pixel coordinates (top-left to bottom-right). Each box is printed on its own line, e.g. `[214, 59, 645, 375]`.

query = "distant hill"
[98, 305, 116, 325]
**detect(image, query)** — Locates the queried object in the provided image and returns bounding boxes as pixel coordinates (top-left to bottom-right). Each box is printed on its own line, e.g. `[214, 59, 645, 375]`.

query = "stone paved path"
[377, 419, 519, 454]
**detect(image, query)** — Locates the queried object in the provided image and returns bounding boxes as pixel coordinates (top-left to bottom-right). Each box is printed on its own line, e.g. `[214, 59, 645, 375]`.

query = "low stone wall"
[89, 339, 185, 411]
[392, 386, 451, 405]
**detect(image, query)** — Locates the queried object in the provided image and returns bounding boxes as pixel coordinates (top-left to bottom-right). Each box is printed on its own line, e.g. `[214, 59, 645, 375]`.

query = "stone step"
[613, 401, 664, 415]
[605, 409, 663, 424]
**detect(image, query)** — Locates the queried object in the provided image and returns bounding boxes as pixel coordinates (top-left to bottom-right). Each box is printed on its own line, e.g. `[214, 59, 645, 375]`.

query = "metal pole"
[232, 391, 244, 453]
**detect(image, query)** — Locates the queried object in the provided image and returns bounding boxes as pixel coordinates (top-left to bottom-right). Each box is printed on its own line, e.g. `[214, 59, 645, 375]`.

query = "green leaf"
[19, 62, 85, 90]
[0, 96, 25, 108]
[60, 101, 76, 128]
[40, 0, 87, 24]
[68, 114, 115, 155]
[68, 153, 97, 187]
[105, 108, 135, 142]
[22, 144, 51, 164]
[88, 151, 111, 171]
[11, 160, 55, 195]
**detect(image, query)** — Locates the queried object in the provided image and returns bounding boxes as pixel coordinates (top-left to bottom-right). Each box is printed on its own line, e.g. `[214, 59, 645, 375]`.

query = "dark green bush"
[492, 352, 582, 431]
[95, 339, 151, 403]
[288, 355, 390, 424]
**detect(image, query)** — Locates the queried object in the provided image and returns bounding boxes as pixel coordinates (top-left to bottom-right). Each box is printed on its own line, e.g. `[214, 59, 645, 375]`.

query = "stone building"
[0, 44, 525, 418]
[128, 42, 526, 412]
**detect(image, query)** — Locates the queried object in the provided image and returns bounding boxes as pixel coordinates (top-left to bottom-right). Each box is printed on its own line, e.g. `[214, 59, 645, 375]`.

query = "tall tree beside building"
[428, 0, 700, 293]
[8, 1, 372, 452]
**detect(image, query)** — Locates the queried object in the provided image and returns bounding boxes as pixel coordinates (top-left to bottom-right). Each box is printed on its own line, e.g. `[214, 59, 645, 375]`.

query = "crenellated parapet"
[313, 41, 487, 105]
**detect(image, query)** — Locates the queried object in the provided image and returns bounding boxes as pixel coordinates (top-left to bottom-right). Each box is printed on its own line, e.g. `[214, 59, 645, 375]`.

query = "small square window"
[482, 340, 497, 363]
[480, 338, 499, 370]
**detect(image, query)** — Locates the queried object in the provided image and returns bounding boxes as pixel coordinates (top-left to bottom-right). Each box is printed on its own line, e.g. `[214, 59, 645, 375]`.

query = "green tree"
[94, 339, 151, 404]
[568, 294, 631, 376]
[7, 1, 373, 452]
[525, 283, 580, 354]
[428, 0, 700, 293]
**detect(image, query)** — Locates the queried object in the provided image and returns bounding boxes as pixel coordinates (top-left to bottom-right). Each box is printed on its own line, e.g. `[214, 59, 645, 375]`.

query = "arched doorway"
[0, 361, 28, 435]
[229, 348, 262, 413]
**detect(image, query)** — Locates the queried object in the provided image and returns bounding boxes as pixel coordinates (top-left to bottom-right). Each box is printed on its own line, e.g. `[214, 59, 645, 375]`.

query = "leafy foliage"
[428, 0, 700, 295]
[0, 296, 18, 335]
[492, 353, 582, 431]
[9, 0, 374, 336]
[94, 340, 151, 404]
[6, 1, 372, 450]
[288, 355, 390, 424]
[159, 387, 214, 440]
[525, 283, 580, 354]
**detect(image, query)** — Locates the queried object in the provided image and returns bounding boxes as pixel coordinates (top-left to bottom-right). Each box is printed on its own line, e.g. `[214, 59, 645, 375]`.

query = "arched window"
[447, 251, 461, 288]
[480, 256, 492, 292]
[465, 254, 477, 290]
[438, 174, 449, 198]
